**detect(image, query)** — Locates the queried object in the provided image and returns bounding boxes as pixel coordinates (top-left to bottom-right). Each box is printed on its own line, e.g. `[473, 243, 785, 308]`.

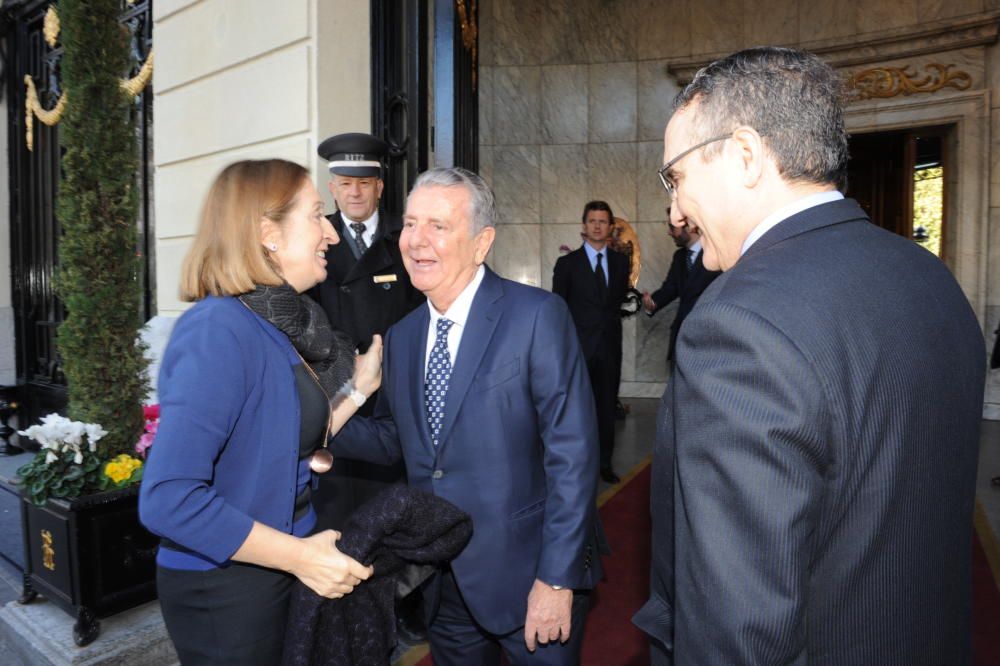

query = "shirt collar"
[583, 242, 607, 262]
[740, 190, 844, 256]
[427, 264, 486, 330]
[343, 210, 379, 236]
[689, 240, 702, 255]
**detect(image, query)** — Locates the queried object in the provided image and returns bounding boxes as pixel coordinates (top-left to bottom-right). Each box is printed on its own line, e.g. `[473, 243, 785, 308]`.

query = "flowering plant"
[134, 404, 159, 458]
[16, 413, 144, 506]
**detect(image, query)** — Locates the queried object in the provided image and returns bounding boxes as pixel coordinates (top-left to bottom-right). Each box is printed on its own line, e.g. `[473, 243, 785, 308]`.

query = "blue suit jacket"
[636, 199, 985, 665]
[333, 267, 600, 634]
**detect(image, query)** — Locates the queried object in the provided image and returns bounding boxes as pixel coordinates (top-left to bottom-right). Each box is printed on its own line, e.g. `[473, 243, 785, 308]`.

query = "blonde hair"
[180, 159, 309, 301]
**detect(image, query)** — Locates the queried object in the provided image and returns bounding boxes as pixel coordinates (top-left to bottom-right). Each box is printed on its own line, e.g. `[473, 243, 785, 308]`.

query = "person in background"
[553, 201, 631, 484]
[642, 205, 720, 368]
[140, 159, 381, 665]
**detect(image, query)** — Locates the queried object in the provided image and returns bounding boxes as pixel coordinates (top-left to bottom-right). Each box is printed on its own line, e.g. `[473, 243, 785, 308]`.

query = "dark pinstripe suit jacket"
[635, 198, 986, 665]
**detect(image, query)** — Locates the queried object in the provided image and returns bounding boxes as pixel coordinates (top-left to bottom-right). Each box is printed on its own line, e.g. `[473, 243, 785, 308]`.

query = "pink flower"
[143, 404, 160, 421]
[135, 432, 155, 458]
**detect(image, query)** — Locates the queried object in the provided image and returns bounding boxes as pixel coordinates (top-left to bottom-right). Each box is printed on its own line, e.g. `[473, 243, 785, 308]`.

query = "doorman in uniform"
[309, 133, 424, 528]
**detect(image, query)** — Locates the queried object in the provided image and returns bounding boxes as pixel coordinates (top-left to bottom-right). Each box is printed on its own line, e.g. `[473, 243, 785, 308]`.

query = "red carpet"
[412, 466, 1000, 665]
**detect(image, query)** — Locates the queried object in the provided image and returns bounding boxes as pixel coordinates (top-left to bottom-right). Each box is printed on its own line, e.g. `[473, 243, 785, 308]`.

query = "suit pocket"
[473, 357, 519, 392]
[508, 498, 544, 520]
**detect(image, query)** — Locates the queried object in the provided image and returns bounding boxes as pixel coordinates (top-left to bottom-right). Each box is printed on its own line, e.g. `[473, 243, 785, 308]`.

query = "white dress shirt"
[740, 190, 844, 256]
[423, 264, 486, 379]
[583, 242, 609, 285]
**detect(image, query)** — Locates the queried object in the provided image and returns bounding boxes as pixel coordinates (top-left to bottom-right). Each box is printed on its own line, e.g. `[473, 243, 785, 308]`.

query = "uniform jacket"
[308, 211, 423, 354]
[331, 267, 601, 635]
[635, 198, 985, 665]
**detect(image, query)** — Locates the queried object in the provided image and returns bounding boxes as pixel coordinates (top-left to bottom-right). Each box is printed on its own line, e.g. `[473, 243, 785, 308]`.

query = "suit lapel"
[742, 198, 869, 261]
[435, 268, 504, 456]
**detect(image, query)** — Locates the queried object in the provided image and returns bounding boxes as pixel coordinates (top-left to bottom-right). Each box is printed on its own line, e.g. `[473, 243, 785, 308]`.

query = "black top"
[293, 364, 328, 521]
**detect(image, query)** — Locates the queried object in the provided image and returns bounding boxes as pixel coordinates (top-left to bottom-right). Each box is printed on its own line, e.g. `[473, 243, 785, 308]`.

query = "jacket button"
[432, 470, 444, 479]
[340, 285, 350, 293]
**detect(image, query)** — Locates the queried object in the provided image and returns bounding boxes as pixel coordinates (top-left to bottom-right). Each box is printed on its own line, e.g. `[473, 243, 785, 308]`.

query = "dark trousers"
[586, 346, 621, 469]
[157, 563, 294, 665]
[427, 570, 590, 666]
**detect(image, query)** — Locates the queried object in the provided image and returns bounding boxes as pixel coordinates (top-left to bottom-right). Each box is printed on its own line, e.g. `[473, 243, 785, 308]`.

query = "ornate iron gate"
[3, 0, 154, 425]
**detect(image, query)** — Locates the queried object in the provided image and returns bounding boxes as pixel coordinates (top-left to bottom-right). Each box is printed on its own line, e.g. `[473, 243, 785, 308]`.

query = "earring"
[268, 243, 278, 252]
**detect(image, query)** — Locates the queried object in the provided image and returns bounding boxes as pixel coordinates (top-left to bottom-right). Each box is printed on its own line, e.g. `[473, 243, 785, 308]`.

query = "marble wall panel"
[987, 208, 1000, 305]
[493, 145, 542, 224]
[855, 0, 919, 34]
[541, 144, 590, 223]
[691, 0, 744, 56]
[621, 316, 637, 383]
[635, 305, 673, 382]
[587, 143, 638, 222]
[992, 110, 1000, 208]
[492, 0, 582, 66]
[479, 0, 496, 67]
[797, 0, 858, 43]
[638, 141, 669, 225]
[582, 0, 639, 63]
[638, 60, 679, 143]
[494, 67, 542, 145]
[479, 66, 495, 147]
[917, 0, 984, 22]
[589, 63, 638, 143]
[988, 0, 1000, 11]
[479, 145, 495, 186]
[542, 66, 589, 145]
[745, 0, 799, 47]
[489, 224, 542, 287]
[633, 221, 677, 295]
[540, 224, 589, 290]
[636, 0, 691, 60]
[985, 43, 1000, 109]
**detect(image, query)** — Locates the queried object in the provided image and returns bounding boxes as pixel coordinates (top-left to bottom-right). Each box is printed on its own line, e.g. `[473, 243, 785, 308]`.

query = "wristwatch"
[549, 583, 565, 591]
[346, 388, 366, 408]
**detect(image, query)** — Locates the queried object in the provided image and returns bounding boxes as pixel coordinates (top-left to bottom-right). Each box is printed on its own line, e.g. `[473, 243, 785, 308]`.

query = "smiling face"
[663, 104, 746, 271]
[263, 179, 339, 292]
[328, 174, 384, 223]
[400, 184, 495, 313]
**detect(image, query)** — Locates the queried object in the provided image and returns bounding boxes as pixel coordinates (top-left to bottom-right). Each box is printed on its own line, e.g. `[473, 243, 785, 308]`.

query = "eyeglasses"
[657, 134, 731, 200]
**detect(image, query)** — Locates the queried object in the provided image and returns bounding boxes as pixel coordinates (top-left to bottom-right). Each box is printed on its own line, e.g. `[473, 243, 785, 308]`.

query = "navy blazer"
[332, 267, 600, 635]
[649, 247, 720, 361]
[636, 198, 986, 664]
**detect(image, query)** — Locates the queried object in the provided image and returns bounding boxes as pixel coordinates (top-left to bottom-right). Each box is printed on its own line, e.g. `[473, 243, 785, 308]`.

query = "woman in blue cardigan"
[140, 159, 381, 665]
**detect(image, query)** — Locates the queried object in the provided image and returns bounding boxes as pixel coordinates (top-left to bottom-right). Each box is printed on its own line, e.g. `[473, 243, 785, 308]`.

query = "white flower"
[84, 423, 107, 445]
[45, 451, 58, 464]
[73, 451, 83, 465]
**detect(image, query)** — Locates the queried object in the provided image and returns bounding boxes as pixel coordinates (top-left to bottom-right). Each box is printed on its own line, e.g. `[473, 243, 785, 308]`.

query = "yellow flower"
[104, 454, 143, 484]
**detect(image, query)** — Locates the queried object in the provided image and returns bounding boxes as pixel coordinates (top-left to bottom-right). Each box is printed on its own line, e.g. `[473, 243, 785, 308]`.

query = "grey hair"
[410, 167, 498, 234]
[675, 46, 849, 190]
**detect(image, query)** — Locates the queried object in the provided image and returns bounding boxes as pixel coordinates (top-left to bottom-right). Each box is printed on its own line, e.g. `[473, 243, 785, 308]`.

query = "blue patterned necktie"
[425, 318, 455, 447]
[686, 249, 696, 270]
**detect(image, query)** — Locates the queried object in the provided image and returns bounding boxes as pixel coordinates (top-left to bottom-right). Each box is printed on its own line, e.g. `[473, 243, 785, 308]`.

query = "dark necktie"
[595, 253, 608, 298]
[686, 249, 696, 270]
[350, 222, 369, 254]
[425, 318, 455, 447]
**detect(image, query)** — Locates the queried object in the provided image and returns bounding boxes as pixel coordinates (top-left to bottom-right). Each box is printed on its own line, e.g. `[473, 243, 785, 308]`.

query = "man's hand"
[642, 291, 657, 313]
[524, 579, 573, 652]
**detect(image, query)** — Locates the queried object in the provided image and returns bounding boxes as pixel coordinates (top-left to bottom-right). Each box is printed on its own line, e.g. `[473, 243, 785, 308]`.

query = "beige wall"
[152, 0, 371, 316]
[479, 0, 1000, 399]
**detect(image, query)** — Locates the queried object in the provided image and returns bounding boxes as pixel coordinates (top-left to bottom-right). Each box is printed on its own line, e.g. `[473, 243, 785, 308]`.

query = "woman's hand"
[353, 334, 383, 398]
[289, 529, 373, 598]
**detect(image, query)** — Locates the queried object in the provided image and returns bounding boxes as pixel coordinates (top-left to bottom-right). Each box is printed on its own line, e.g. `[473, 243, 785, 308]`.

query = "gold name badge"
[373, 274, 398, 284]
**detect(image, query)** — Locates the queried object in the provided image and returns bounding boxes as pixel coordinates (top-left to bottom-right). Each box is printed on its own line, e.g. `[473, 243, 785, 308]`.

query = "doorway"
[846, 125, 950, 259]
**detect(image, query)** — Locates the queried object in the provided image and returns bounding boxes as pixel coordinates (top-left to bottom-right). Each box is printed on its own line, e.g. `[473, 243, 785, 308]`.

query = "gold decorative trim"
[847, 63, 972, 101]
[43, 6, 60, 47]
[456, 0, 478, 90]
[121, 49, 155, 98]
[611, 217, 642, 288]
[41, 529, 56, 571]
[24, 75, 67, 152]
[24, 49, 154, 151]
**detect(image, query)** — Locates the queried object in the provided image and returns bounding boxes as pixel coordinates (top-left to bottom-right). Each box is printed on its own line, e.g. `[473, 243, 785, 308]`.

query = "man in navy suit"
[333, 167, 600, 665]
[553, 201, 631, 484]
[642, 206, 720, 366]
[634, 47, 985, 664]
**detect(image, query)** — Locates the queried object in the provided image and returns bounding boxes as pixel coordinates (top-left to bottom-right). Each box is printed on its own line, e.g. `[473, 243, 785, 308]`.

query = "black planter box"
[19, 485, 159, 646]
